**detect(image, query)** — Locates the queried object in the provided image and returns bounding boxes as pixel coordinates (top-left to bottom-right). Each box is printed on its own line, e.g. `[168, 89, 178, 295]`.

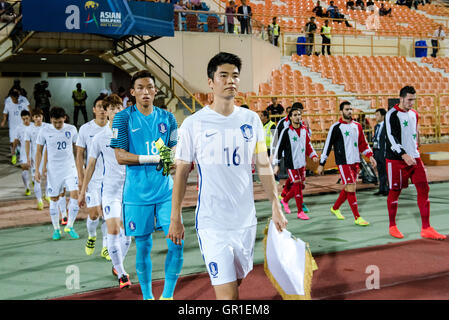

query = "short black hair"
[339, 101, 351, 111]
[102, 94, 123, 111]
[20, 110, 31, 117]
[289, 106, 302, 118]
[207, 52, 242, 80]
[31, 108, 44, 117]
[9, 90, 19, 98]
[240, 104, 249, 109]
[94, 95, 104, 107]
[291, 102, 304, 110]
[131, 70, 155, 88]
[376, 108, 387, 116]
[399, 86, 416, 98]
[50, 106, 66, 119]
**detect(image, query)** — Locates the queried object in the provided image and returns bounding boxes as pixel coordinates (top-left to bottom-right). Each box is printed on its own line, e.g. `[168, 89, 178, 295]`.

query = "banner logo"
[84, 1, 99, 28]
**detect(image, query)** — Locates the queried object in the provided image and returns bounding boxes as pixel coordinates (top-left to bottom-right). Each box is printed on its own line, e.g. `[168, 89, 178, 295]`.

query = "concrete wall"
[150, 31, 282, 94]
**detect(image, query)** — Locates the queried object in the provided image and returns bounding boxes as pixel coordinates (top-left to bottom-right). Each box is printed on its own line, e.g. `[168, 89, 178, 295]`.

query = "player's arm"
[255, 142, 288, 233]
[42, 147, 48, 178]
[1, 112, 7, 127]
[272, 128, 288, 175]
[34, 144, 44, 183]
[78, 157, 97, 207]
[317, 124, 336, 175]
[25, 140, 31, 166]
[167, 159, 190, 245]
[357, 122, 376, 168]
[75, 146, 86, 188]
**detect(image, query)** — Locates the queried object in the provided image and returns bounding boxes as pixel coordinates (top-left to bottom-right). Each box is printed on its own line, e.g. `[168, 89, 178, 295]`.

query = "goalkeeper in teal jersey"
[110, 70, 183, 300]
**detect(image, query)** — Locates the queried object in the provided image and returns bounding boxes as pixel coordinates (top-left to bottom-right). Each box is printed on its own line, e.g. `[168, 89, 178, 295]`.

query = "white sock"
[101, 219, 108, 248]
[49, 200, 60, 230]
[58, 197, 67, 218]
[22, 170, 30, 189]
[120, 228, 132, 259]
[86, 216, 99, 238]
[67, 198, 79, 228]
[107, 233, 125, 278]
[34, 182, 42, 202]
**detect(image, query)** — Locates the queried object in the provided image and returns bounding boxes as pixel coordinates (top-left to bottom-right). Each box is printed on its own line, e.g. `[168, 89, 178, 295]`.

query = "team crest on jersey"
[240, 124, 253, 142]
[208, 262, 218, 278]
[158, 122, 167, 134]
[65, 131, 71, 139]
[86, 195, 90, 204]
[129, 221, 136, 231]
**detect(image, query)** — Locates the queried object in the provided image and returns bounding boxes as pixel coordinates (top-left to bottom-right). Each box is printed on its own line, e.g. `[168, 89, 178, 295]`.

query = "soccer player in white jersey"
[12, 110, 32, 196]
[25, 108, 50, 210]
[35, 107, 80, 240]
[1, 90, 30, 164]
[168, 52, 288, 300]
[79, 94, 132, 289]
[75, 97, 110, 260]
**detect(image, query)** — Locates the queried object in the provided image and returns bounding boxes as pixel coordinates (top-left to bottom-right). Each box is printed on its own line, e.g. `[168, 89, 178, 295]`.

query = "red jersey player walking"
[385, 86, 446, 240]
[318, 101, 376, 226]
[273, 106, 318, 220]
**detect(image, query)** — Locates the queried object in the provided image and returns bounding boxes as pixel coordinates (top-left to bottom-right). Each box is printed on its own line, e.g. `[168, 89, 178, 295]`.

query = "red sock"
[281, 178, 292, 198]
[416, 183, 431, 229]
[387, 189, 401, 227]
[283, 182, 296, 202]
[292, 183, 303, 212]
[346, 192, 360, 219]
[332, 189, 347, 210]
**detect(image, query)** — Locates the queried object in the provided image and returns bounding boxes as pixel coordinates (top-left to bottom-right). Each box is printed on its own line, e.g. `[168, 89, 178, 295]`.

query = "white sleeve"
[175, 119, 195, 163]
[36, 130, 46, 146]
[24, 126, 31, 142]
[72, 126, 79, 146]
[3, 104, 9, 115]
[89, 135, 101, 160]
[75, 126, 85, 148]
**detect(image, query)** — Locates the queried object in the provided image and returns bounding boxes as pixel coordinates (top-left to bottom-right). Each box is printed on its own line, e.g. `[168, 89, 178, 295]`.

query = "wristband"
[138, 155, 161, 164]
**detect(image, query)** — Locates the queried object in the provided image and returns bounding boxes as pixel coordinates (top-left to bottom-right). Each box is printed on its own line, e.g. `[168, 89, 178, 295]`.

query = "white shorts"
[102, 199, 122, 220]
[47, 172, 78, 197]
[86, 183, 102, 208]
[9, 128, 17, 143]
[197, 225, 257, 286]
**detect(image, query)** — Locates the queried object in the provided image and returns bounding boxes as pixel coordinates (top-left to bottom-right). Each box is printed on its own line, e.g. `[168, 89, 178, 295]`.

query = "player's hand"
[34, 171, 40, 183]
[312, 157, 319, 163]
[369, 156, 377, 168]
[272, 201, 288, 233]
[317, 165, 324, 175]
[42, 168, 47, 179]
[402, 154, 416, 166]
[167, 219, 185, 246]
[273, 165, 280, 175]
[78, 192, 86, 208]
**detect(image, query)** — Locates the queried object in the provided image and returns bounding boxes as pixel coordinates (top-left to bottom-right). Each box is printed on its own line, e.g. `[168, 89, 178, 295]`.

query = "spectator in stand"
[321, 19, 332, 55]
[304, 16, 317, 56]
[326, 1, 338, 19]
[312, 0, 325, 17]
[237, 0, 252, 34]
[379, 3, 392, 16]
[225, 0, 237, 33]
[0, 0, 16, 22]
[346, 0, 355, 10]
[190, 0, 202, 10]
[268, 17, 281, 47]
[355, 0, 365, 10]
[266, 97, 284, 117]
[431, 25, 445, 58]
[174, 0, 187, 16]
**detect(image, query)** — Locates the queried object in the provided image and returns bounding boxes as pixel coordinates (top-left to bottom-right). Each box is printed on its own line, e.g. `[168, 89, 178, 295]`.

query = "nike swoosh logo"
[205, 132, 217, 138]
[131, 128, 141, 133]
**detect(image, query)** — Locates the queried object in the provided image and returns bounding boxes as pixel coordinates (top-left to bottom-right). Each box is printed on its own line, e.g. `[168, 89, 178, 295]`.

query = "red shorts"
[386, 158, 428, 190]
[287, 167, 306, 183]
[338, 163, 360, 185]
